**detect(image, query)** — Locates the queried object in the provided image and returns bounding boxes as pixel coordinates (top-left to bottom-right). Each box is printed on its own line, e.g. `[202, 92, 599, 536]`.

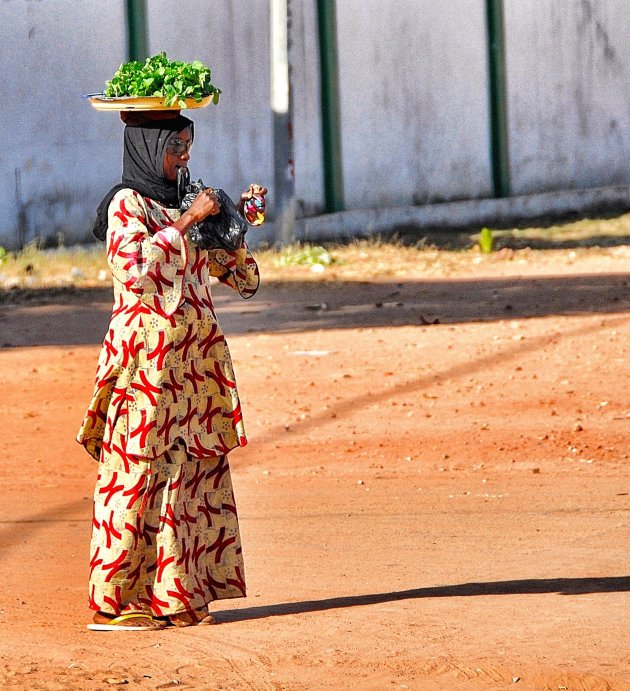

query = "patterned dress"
[78, 188, 259, 616]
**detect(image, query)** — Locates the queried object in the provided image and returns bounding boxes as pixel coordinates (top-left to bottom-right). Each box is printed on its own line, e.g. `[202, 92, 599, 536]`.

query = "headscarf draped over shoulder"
[93, 113, 194, 241]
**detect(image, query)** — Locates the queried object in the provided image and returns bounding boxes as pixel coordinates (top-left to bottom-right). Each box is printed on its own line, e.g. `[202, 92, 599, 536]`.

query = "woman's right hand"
[174, 188, 221, 234]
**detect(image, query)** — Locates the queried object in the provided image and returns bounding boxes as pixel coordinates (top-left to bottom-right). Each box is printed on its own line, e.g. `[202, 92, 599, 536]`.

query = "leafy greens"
[104, 52, 221, 108]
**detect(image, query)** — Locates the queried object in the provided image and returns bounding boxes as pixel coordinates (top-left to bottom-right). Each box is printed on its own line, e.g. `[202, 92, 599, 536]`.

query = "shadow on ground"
[1, 273, 629, 347]
[215, 576, 630, 623]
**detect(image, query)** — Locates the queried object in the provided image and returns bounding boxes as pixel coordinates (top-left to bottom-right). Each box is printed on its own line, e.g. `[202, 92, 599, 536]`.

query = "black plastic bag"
[177, 168, 247, 251]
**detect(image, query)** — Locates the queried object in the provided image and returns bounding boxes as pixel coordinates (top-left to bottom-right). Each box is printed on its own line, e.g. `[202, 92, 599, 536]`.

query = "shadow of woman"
[213, 576, 630, 623]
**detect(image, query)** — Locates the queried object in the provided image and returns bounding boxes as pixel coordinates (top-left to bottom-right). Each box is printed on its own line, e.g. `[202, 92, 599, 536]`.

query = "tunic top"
[77, 188, 260, 473]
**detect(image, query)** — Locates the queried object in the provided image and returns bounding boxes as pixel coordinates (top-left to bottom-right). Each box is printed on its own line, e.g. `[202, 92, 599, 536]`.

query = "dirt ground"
[0, 248, 629, 690]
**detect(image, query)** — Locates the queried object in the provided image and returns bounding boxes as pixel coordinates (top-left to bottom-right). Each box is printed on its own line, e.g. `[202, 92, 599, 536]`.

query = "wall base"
[250, 185, 630, 247]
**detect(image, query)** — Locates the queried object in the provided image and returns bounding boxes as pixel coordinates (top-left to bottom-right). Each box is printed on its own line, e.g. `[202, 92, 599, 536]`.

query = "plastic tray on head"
[85, 94, 213, 111]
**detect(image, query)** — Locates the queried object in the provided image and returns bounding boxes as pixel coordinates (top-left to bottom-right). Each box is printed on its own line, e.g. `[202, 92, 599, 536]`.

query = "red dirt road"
[0, 257, 629, 690]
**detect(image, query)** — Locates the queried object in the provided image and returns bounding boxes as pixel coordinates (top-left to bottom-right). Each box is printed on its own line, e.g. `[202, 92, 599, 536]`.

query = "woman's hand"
[173, 188, 221, 235]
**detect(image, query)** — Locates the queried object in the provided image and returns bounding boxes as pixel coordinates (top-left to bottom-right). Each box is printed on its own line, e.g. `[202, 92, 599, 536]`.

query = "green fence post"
[317, 0, 344, 213]
[486, 0, 510, 198]
[126, 0, 148, 62]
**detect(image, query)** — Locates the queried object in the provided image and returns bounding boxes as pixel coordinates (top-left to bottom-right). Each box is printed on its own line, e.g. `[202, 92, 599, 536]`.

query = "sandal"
[87, 611, 166, 631]
[166, 609, 216, 627]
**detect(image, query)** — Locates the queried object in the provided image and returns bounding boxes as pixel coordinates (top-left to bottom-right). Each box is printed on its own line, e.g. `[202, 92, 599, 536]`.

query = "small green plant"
[479, 227, 494, 254]
[275, 245, 333, 267]
[0, 246, 7, 265]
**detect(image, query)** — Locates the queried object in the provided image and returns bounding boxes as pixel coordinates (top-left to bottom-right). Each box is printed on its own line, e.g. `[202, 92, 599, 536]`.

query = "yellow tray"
[86, 94, 212, 111]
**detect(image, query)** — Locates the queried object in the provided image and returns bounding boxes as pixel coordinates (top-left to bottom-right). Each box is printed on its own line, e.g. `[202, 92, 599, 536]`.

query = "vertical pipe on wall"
[316, 0, 344, 213]
[125, 0, 148, 62]
[486, 0, 510, 198]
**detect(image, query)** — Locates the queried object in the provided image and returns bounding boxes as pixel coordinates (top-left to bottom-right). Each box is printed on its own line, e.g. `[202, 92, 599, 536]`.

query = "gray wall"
[337, 0, 491, 209]
[0, 0, 629, 249]
[0, 1, 127, 248]
[505, 0, 630, 195]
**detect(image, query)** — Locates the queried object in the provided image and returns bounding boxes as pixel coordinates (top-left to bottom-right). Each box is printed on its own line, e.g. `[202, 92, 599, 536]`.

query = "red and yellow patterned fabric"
[77, 188, 260, 472]
[89, 445, 246, 615]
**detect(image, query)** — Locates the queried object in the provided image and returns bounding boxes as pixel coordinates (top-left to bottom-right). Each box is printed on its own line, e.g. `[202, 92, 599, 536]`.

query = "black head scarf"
[93, 114, 194, 240]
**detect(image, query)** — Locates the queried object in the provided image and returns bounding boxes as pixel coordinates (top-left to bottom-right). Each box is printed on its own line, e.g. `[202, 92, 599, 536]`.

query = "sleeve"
[106, 189, 189, 317]
[206, 243, 260, 299]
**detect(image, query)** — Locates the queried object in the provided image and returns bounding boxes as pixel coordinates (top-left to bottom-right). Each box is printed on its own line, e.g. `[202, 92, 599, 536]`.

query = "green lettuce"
[104, 52, 221, 108]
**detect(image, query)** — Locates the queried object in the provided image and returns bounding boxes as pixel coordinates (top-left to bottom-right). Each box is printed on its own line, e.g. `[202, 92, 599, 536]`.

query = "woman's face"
[163, 127, 193, 182]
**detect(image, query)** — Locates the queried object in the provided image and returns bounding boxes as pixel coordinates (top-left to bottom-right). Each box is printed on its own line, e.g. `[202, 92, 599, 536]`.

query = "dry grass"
[2, 212, 630, 290]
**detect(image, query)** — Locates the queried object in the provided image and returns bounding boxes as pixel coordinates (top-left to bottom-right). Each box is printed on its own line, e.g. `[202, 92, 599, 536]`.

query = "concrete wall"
[336, 0, 492, 209]
[1, 1, 630, 249]
[0, 1, 127, 249]
[505, 0, 630, 194]
[289, 0, 326, 217]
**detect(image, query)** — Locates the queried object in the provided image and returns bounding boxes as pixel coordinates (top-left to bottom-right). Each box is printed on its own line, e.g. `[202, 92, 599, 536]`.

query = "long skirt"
[88, 444, 246, 616]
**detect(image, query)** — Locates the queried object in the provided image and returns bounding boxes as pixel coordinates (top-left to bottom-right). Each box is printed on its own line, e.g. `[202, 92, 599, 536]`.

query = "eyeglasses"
[166, 137, 192, 155]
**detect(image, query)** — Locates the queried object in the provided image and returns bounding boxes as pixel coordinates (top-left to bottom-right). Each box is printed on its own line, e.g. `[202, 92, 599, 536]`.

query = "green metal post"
[125, 0, 148, 62]
[316, 0, 344, 213]
[486, 0, 510, 198]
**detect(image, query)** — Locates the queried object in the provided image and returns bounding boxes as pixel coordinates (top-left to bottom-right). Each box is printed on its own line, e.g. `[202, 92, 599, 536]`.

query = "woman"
[78, 113, 264, 630]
